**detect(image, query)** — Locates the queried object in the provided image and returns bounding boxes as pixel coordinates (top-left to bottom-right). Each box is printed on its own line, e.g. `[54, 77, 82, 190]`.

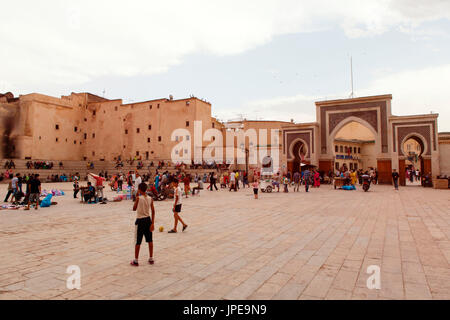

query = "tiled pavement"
[0, 182, 449, 300]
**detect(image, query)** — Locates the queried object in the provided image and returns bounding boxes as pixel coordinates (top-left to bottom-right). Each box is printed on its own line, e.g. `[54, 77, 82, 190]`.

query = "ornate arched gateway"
[282, 94, 440, 184]
[392, 116, 438, 185]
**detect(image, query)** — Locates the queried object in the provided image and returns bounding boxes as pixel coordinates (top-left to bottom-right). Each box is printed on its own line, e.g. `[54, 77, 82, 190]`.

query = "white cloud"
[235, 64, 450, 132]
[1, 0, 449, 91]
[216, 93, 323, 123]
[359, 63, 450, 131]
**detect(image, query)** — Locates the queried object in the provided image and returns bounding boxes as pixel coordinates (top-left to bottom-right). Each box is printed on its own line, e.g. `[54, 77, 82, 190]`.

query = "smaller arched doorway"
[287, 140, 308, 174]
[399, 135, 426, 186]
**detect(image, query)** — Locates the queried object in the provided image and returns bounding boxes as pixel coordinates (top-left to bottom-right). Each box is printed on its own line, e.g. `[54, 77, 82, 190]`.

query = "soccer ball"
[159, 226, 164, 232]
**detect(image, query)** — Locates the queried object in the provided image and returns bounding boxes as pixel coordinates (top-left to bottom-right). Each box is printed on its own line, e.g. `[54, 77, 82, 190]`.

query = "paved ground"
[0, 182, 449, 300]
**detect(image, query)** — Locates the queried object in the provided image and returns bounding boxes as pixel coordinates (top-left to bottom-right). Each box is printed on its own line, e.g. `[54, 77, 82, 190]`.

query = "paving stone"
[0, 182, 449, 300]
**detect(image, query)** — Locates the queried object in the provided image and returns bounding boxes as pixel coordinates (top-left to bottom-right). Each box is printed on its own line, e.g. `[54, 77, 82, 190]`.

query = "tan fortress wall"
[82, 97, 214, 161]
[0, 92, 217, 162]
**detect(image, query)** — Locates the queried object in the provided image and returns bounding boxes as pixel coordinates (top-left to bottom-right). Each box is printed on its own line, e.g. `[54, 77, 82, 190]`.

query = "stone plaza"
[1, 182, 449, 300]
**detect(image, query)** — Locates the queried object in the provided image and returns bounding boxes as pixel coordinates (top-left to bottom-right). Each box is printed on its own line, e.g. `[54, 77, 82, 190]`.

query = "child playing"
[130, 182, 155, 266]
[252, 179, 259, 199]
[168, 179, 188, 233]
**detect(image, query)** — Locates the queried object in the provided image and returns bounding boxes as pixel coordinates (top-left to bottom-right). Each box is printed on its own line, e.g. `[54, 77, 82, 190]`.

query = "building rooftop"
[315, 94, 392, 106]
[334, 138, 376, 144]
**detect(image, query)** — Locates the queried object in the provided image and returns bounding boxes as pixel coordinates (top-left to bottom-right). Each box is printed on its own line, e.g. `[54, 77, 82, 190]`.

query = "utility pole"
[350, 56, 354, 98]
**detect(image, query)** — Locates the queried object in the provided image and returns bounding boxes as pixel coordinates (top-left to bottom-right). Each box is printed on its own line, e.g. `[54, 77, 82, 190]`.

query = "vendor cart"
[260, 176, 274, 193]
[334, 177, 346, 189]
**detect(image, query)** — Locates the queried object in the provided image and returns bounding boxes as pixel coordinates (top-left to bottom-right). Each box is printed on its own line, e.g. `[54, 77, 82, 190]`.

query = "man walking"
[210, 172, 218, 191]
[392, 169, 400, 190]
[303, 168, 311, 192]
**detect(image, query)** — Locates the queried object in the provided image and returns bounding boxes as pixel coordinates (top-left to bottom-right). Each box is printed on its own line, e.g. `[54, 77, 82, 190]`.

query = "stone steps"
[0, 158, 227, 183]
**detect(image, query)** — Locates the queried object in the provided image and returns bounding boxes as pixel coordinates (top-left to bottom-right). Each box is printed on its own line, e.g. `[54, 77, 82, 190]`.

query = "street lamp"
[240, 143, 249, 174]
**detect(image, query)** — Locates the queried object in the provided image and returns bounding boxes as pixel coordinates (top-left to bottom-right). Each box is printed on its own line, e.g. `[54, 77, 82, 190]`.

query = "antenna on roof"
[102, 89, 106, 98]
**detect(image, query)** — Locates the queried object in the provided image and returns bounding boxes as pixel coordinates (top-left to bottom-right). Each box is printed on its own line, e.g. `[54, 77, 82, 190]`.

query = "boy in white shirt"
[130, 182, 155, 266]
[168, 179, 188, 233]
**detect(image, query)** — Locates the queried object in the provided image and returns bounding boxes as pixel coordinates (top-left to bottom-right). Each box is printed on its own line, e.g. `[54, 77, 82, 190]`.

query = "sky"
[1, 0, 450, 131]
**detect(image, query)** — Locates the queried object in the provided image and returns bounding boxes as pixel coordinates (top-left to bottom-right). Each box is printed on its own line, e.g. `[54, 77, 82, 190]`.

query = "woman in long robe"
[350, 170, 358, 185]
[154, 174, 160, 192]
[313, 170, 320, 187]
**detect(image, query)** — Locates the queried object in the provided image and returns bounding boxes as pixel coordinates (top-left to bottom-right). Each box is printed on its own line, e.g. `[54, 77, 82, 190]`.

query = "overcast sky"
[1, 0, 450, 131]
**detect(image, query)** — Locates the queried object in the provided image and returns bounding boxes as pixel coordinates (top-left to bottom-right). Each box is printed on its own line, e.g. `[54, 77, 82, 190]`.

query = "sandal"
[168, 230, 177, 233]
[148, 258, 154, 265]
[130, 260, 139, 267]
[182, 225, 188, 232]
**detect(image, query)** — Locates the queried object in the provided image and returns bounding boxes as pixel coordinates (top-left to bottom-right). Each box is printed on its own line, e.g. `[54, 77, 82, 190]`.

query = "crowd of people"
[26, 161, 54, 169]
[3, 173, 42, 210]
[3, 160, 15, 169]
[406, 168, 421, 183]
[333, 167, 379, 186]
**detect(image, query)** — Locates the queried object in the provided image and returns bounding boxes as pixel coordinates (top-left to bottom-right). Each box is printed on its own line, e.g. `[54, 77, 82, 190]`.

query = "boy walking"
[130, 183, 155, 266]
[168, 179, 188, 233]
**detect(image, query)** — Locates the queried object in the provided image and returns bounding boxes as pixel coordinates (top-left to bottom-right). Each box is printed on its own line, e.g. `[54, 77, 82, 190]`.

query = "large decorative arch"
[318, 97, 390, 155]
[327, 116, 380, 157]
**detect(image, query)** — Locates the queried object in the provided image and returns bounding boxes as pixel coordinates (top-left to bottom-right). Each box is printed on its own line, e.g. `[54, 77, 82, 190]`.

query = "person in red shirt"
[89, 173, 105, 201]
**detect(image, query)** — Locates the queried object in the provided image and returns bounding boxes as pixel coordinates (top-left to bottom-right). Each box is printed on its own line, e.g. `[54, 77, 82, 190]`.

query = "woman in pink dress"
[313, 170, 321, 187]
